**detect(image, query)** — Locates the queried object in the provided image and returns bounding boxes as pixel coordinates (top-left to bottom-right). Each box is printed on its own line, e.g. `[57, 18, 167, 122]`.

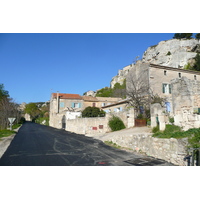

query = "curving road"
[0, 122, 174, 166]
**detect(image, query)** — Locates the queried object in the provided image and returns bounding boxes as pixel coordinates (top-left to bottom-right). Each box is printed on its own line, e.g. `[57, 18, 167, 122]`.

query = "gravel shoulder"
[0, 126, 22, 159]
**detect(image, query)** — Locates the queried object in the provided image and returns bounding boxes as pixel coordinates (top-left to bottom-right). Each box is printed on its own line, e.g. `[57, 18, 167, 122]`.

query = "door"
[62, 115, 66, 129]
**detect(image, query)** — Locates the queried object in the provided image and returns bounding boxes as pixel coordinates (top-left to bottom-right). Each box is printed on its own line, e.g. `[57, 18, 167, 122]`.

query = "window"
[92, 103, 96, 107]
[178, 73, 181, 78]
[194, 75, 197, 80]
[162, 83, 171, 94]
[60, 102, 64, 108]
[71, 102, 81, 108]
[102, 103, 106, 106]
[165, 102, 171, 112]
[164, 70, 167, 76]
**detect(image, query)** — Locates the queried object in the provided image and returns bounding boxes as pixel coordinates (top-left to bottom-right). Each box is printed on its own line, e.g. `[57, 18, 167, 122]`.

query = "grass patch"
[0, 129, 16, 139]
[152, 124, 183, 138]
[152, 125, 200, 148]
[104, 141, 122, 149]
[12, 123, 22, 130]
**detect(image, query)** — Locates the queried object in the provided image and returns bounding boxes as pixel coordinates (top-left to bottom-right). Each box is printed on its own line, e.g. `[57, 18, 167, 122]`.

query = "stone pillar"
[151, 116, 157, 128]
[158, 115, 166, 131]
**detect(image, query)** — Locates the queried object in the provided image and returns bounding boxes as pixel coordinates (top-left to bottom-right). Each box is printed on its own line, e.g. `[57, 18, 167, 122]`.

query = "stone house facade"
[127, 61, 200, 113]
[49, 93, 84, 128]
[101, 99, 129, 113]
[127, 62, 200, 130]
[49, 92, 122, 129]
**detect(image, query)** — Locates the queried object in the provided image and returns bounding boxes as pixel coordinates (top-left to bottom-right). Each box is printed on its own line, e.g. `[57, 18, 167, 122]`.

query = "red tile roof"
[52, 93, 82, 100]
[82, 96, 99, 102]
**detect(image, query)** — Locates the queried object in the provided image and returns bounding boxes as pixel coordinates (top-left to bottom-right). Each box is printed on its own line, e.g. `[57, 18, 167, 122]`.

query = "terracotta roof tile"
[52, 93, 82, 100]
[82, 96, 99, 102]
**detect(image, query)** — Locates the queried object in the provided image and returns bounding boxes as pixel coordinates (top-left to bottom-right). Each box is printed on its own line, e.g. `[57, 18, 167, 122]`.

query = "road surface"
[0, 122, 174, 166]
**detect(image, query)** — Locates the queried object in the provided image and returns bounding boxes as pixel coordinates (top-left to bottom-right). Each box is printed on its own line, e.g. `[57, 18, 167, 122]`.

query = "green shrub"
[35, 117, 49, 126]
[169, 117, 174, 124]
[166, 51, 171, 56]
[82, 106, 105, 118]
[108, 116, 126, 132]
[152, 126, 159, 133]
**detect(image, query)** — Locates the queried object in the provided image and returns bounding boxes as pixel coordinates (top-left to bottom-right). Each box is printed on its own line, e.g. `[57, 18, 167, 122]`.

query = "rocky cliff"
[110, 64, 132, 88]
[142, 39, 200, 68]
[110, 38, 200, 88]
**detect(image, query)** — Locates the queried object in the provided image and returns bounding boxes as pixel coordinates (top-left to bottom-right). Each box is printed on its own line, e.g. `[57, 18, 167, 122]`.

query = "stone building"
[171, 77, 200, 130]
[101, 99, 129, 113]
[49, 92, 122, 129]
[126, 61, 200, 130]
[127, 61, 200, 114]
[49, 93, 83, 128]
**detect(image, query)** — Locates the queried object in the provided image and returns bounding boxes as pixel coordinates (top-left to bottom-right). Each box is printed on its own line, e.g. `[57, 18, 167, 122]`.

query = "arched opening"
[62, 115, 66, 129]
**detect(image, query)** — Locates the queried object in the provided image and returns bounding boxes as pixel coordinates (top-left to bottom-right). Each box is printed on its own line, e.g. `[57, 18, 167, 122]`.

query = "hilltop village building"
[49, 62, 200, 132]
[49, 92, 121, 129]
[126, 62, 200, 130]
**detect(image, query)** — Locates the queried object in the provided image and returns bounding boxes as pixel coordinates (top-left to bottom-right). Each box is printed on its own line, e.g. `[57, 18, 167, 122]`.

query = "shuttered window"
[71, 102, 82, 108]
[60, 102, 64, 108]
[162, 83, 171, 94]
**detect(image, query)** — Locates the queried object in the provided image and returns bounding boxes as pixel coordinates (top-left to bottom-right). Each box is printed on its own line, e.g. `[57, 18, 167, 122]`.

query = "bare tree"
[0, 97, 21, 130]
[126, 62, 165, 118]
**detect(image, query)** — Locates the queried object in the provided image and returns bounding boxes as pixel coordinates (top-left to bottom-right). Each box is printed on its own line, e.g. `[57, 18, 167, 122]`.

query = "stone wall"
[171, 77, 200, 130]
[103, 133, 188, 166]
[65, 109, 135, 135]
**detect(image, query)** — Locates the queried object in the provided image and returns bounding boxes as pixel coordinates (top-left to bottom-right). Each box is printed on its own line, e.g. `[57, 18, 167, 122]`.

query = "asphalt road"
[0, 122, 174, 166]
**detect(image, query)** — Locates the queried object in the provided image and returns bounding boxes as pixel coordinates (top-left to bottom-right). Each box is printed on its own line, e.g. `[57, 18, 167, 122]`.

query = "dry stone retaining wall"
[102, 134, 188, 166]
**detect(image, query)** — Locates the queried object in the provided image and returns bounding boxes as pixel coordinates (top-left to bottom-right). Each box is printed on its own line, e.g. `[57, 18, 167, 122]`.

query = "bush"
[108, 116, 126, 132]
[152, 126, 159, 133]
[169, 117, 174, 124]
[82, 107, 105, 118]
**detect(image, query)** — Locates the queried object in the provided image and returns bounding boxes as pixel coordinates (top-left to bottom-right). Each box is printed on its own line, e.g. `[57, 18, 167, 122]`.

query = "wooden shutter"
[162, 84, 165, 93]
[169, 84, 172, 94]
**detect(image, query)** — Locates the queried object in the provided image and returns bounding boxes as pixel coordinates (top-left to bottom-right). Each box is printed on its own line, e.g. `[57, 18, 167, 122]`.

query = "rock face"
[110, 38, 200, 87]
[142, 39, 200, 68]
[110, 64, 132, 88]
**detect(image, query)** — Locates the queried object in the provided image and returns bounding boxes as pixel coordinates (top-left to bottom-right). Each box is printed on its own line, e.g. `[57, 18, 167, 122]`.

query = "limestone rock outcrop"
[110, 64, 132, 88]
[142, 39, 200, 68]
[110, 38, 200, 87]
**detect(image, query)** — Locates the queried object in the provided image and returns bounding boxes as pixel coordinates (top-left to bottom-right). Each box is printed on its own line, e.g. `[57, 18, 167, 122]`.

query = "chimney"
[57, 91, 59, 113]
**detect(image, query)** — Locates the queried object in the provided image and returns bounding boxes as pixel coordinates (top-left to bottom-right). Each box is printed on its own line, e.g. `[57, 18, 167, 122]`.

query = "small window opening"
[178, 73, 181, 78]
[194, 75, 197, 80]
[164, 70, 167, 76]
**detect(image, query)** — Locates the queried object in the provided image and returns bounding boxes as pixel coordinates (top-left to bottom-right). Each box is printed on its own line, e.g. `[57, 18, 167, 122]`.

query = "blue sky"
[0, 33, 176, 104]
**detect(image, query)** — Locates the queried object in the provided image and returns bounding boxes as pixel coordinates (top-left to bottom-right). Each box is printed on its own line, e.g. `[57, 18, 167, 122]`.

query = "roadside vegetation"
[0, 84, 23, 130]
[108, 115, 126, 131]
[104, 141, 122, 149]
[152, 124, 200, 148]
[0, 129, 16, 139]
[24, 102, 49, 125]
